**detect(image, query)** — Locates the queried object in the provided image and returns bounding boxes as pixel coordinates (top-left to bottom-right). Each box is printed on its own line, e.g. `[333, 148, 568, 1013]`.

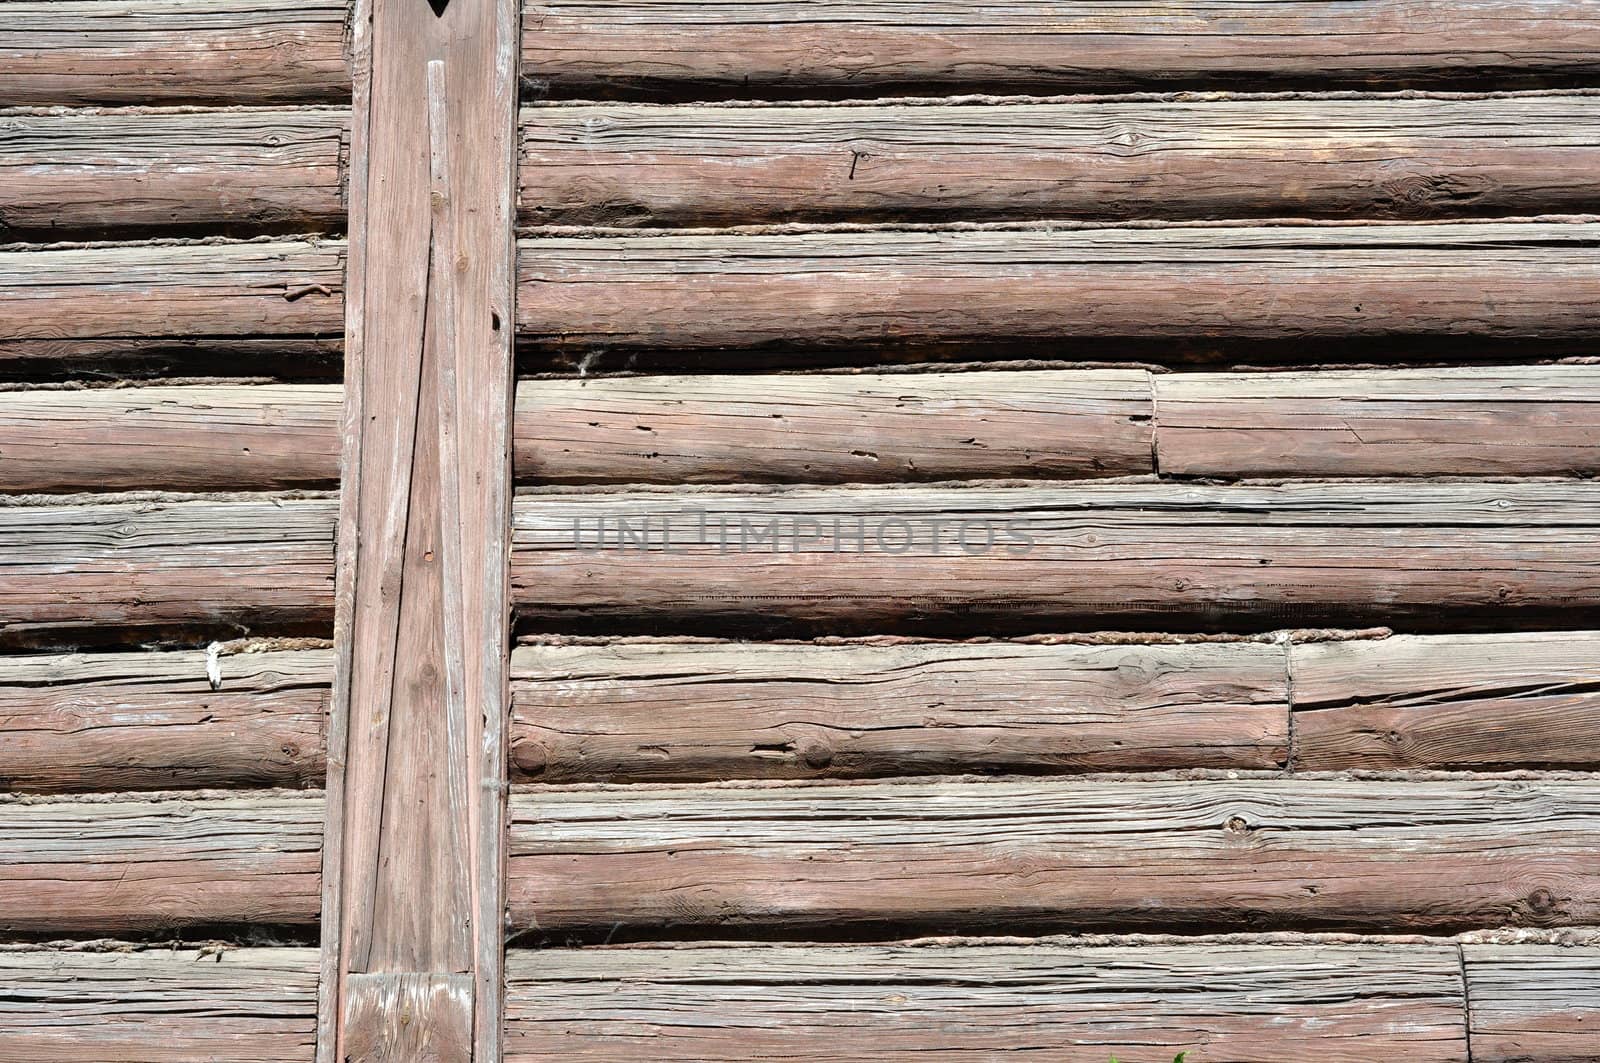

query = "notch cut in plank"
[0, 1, 349, 106]
[0, 793, 323, 935]
[0, 946, 320, 1063]
[507, 777, 1600, 936]
[1154, 364, 1600, 478]
[319, 0, 519, 1060]
[1463, 943, 1600, 1061]
[522, 0, 1600, 98]
[503, 942, 1470, 1061]
[517, 221, 1600, 354]
[522, 94, 1600, 227]
[1291, 632, 1600, 771]
[510, 639, 1289, 781]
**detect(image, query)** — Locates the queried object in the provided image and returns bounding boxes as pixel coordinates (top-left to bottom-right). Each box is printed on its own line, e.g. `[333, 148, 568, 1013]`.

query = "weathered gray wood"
[1464, 943, 1600, 1061]
[511, 639, 1289, 781]
[320, 0, 519, 1057]
[518, 221, 1600, 353]
[508, 778, 1600, 934]
[504, 942, 1470, 1061]
[523, 0, 1600, 96]
[523, 94, 1600, 226]
[0, 946, 319, 1062]
[0, 794, 322, 934]
[0, 647, 329, 791]
[1156, 364, 1600, 478]
[0, 107, 347, 238]
[512, 481, 1600, 632]
[1291, 632, 1600, 771]
[0, 1, 348, 105]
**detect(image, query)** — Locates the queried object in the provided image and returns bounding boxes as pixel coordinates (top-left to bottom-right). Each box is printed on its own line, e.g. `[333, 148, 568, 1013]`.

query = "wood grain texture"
[510, 639, 1289, 781]
[0, 947, 319, 1063]
[0, 1, 348, 106]
[0, 107, 347, 239]
[0, 794, 322, 934]
[1464, 943, 1600, 1062]
[0, 647, 329, 792]
[522, 0, 1600, 97]
[517, 222, 1600, 353]
[1156, 365, 1600, 478]
[1291, 632, 1600, 771]
[522, 94, 1600, 226]
[504, 942, 1470, 1061]
[513, 481, 1600, 633]
[508, 778, 1600, 935]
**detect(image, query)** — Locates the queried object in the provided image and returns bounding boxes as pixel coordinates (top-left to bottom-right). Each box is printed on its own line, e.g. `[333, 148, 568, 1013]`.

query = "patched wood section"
[0, 793, 322, 934]
[1291, 633, 1600, 771]
[0, 107, 346, 239]
[343, 973, 473, 1063]
[510, 640, 1289, 781]
[521, 94, 1600, 226]
[1464, 944, 1600, 1061]
[0, 946, 319, 1062]
[512, 482, 1600, 633]
[0, 647, 328, 792]
[521, 0, 1600, 97]
[1155, 365, 1600, 478]
[0, 1, 349, 105]
[518, 222, 1600, 353]
[508, 778, 1600, 935]
[503, 942, 1469, 1061]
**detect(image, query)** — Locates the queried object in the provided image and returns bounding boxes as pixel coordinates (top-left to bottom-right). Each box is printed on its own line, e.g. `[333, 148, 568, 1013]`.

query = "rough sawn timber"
[1463, 943, 1600, 1061]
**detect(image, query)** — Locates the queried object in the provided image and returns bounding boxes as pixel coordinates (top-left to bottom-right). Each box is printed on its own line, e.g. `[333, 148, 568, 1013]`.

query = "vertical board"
[319, 0, 519, 1059]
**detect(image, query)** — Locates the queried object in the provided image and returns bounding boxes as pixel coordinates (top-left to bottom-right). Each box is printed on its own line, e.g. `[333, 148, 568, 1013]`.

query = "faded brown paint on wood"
[0, 947, 319, 1063]
[1464, 944, 1600, 1061]
[522, 95, 1600, 226]
[0, 1, 349, 106]
[0, 794, 322, 934]
[504, 942, 1470, 1061]
[1291, 633, 1600, 771]
[0, 647, 328, 792]
[518, 222, 1600, 353]
[523, 0, 1600, 97]
[321, 0, 518, 1057]
[1156, 365, 1600, 478]
[510, 639, 1289, 781]
[0, 107, 347, 239]
[508, 778, 1600, 935]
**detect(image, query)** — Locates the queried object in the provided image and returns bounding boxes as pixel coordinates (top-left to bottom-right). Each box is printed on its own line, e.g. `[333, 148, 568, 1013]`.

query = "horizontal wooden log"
[0, 794, 322, 934]
[0, 947, 319, 1063]
[0, 1, 348, 106]
[0, 108, 346, 239]
[1463, 943, 1600, 1062]
[523, 95, 1600, 226]
[5, 483, 1598, 643]
[504, 942, 1470, 1061]
[508, 777, 1600, 935]
[517, 222, 1600, 352]
[522, 0, 1600, 97]
[1291, 633, 1600, 771]
[1155, 364, 1600, 478]
[512, 482, 1600, 633]
[0, 241, 344, 355]
[511, 639, 1289, 781]
[0, 648, 329, 791]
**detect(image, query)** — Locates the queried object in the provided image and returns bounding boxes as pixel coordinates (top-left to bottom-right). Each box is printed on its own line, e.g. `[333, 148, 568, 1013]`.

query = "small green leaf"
[1174, 1054, 1189, 1063]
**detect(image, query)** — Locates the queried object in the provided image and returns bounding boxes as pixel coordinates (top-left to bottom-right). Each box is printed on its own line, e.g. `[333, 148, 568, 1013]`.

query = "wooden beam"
[1463, 943, 1600, 1061]
[0, 0, 349, 105]
[521, 95, 1600, 227]
[319, 0, 519, 1059]
[507, 778, 1600, 935]
[504, 942, 1472, 1061]
[517, 222, 1600, 353]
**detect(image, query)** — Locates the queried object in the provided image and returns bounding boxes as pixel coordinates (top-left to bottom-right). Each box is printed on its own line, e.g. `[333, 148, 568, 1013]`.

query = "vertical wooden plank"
[319, 0, 518, 1057]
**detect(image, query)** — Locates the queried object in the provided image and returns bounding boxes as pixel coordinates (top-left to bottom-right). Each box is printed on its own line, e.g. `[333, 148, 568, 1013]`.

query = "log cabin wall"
[4, 1, 1600, 1060]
